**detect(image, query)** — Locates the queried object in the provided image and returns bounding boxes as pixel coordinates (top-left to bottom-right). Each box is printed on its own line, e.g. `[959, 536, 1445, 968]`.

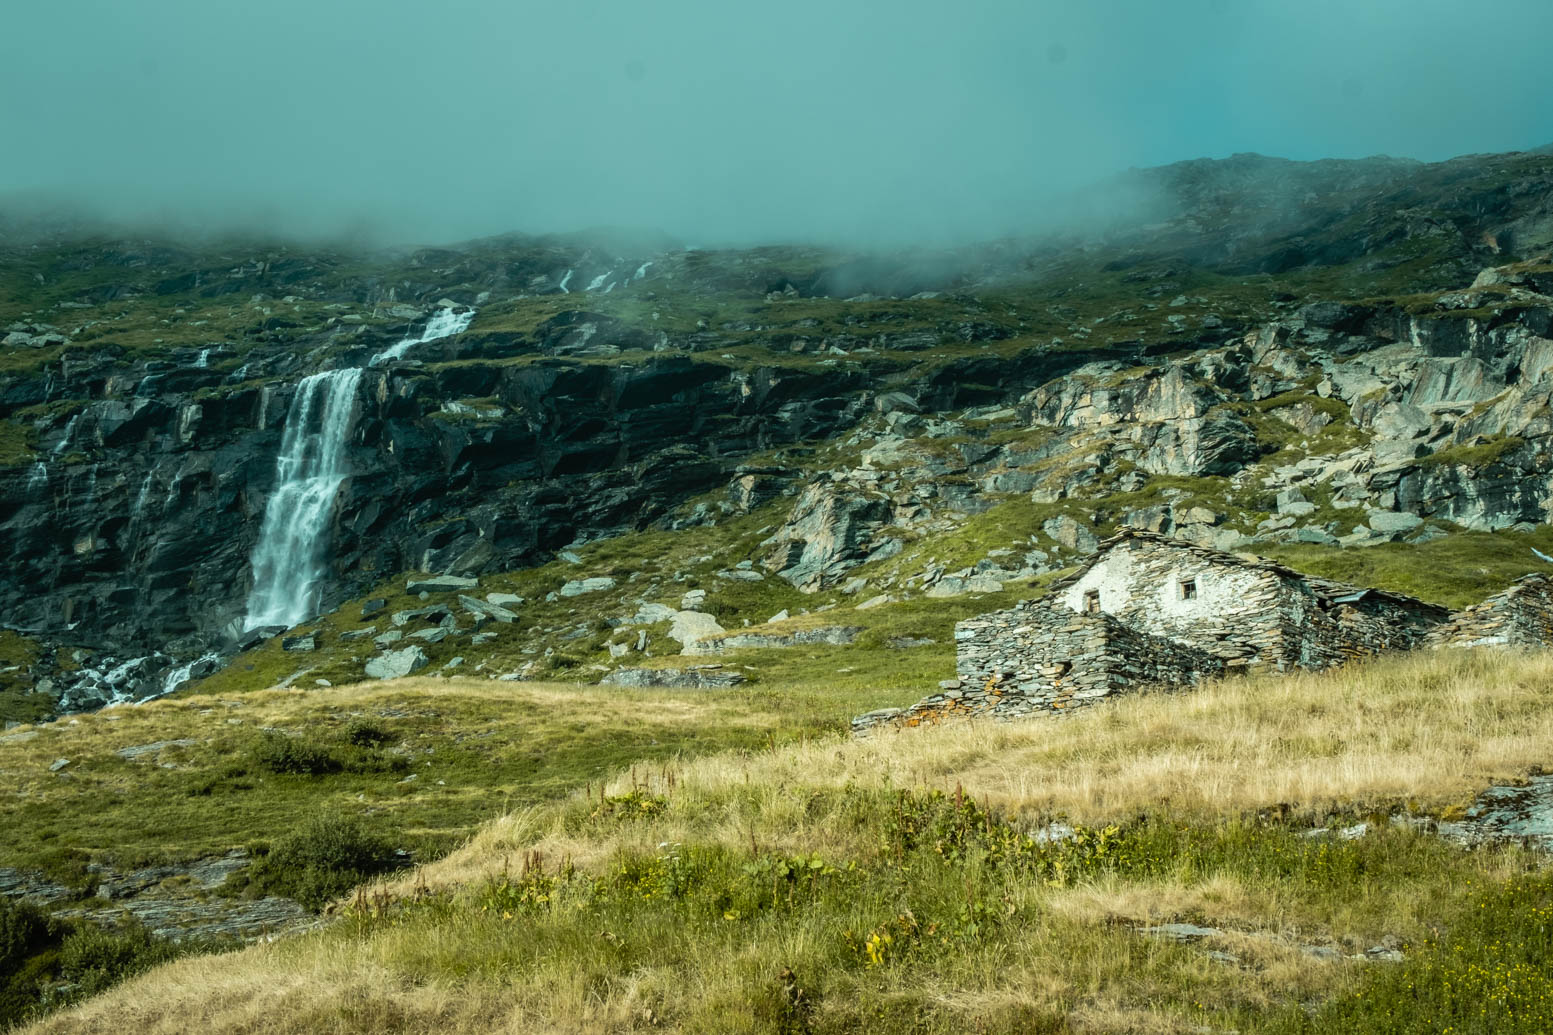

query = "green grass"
[1261, 525, 1553, 609]
[0, 419, 36, 466]
[0, 679, 900, 887]
[1417, 434, 1526, 470]
[320, 799, 1540, 1034]
[1264, 868, 1553, 1035]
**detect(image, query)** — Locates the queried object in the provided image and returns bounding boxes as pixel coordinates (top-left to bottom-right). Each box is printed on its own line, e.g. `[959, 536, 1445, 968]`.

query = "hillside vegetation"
[21, 648, 1553, 1034]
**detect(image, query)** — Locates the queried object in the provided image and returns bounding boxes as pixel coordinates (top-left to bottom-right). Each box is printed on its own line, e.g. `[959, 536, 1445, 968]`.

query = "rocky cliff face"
[6, 148, 1553, 711]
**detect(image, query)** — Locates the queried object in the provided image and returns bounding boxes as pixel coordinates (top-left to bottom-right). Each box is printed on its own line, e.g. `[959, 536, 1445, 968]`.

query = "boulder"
[667, 610, 726, 651]
[559, 576, 616, 597]
[391, 604, 451, 627]
[364, 646, 430, 680]
[459, 595, 516, 623]
[281, 635, 315, 652]
[235, 625, 286, 652]
[1041, 515, 1099, 554]
[763, 483, 892, 591]
[630, 602, 678, 624]
[1366, 510, 1423, 533]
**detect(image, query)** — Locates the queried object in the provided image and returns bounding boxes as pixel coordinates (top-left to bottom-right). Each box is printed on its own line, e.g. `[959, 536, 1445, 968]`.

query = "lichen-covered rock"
[364, 646, 429, 680]
[763, 482, 893, 590]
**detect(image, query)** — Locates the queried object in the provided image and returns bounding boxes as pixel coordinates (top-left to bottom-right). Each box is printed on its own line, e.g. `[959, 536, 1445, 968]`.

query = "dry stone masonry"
[854, 530, 1537, 734]
[1428, 574, 1553, 649]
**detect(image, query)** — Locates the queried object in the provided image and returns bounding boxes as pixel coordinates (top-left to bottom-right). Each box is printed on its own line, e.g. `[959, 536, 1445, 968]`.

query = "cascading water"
[243, 368, 364, 630]
[369, 307, 475, 366]
[241, 306, 474, 632]
[155, 652, 222, 699]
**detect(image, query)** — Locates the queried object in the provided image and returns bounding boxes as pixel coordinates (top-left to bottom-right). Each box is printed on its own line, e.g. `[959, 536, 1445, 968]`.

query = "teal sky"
[3, 0, 1551, 245]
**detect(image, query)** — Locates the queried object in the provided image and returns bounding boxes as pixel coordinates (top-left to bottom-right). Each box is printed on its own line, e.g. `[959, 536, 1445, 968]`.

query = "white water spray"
[156, 652, 222, 699]
[52, 413, 80, 455]
[369, 307, 475, 366]
[585, 271, 612, 292]
[243, 368, 364, 630]
[558, 269, 573, 293]
[28, 463, 48, 491]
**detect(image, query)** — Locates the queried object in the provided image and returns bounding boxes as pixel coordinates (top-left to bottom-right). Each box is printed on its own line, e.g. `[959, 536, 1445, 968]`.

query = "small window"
[1179, 578, 1198, 601]
[1083, 589, 1101, 613]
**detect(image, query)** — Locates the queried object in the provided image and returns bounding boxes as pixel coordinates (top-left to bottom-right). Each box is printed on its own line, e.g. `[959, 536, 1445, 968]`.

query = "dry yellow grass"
[408, 646, 1553, 892]
[24, 648, 1553, 1035]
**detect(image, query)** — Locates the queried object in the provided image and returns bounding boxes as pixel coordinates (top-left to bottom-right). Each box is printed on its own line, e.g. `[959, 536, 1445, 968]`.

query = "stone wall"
[851, 599, 1223, 734]
[1428, 574, 1553, 649]
[1058, 536, 1288, 668]
[1286, 592, 1448, 670]
[1055, 532, 1448, 674]
[853, 532, 1457, 736]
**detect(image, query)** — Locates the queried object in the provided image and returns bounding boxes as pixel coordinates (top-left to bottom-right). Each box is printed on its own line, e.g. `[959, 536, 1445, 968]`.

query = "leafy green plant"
[57, 918, 178, 999]
[229, 815, 404, 911]
[251, 732, 340, 775]
[344, 719, 396, 748]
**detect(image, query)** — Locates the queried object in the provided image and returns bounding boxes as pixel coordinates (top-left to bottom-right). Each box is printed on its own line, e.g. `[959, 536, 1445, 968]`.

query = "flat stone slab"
[406, 575, 479, 594]
[602, 666, 746, 689]
[560, 576, 616, 597]
[115, 739, 198, 760]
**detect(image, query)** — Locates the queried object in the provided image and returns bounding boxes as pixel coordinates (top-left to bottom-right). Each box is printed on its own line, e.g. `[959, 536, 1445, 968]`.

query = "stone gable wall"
[1057, 539, 1288, 666]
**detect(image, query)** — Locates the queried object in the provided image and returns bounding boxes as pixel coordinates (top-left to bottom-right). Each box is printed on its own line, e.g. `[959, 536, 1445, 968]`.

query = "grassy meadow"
[13, 647, 1553, 1034]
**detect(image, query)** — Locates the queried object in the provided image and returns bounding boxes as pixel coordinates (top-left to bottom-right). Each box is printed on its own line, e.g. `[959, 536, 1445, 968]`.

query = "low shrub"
[232, 815, 405, 911]
[344, 719, 396, 748]
[251, 732, 340, 775]
[57, 918, 178, 999]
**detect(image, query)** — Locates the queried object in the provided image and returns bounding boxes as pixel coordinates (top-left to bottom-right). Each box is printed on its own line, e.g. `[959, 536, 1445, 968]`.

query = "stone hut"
[853, 530, 1455, 734]
[1427, 574, 1553, 649]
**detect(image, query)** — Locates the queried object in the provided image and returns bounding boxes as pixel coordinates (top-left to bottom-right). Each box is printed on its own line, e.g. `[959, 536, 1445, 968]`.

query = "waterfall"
[52, 413, 80, 455]
[369, 307, 475, 366]
[28, 463, 48, 490]
[243, 368, 364, 630]
[155, 652, 222, 699]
